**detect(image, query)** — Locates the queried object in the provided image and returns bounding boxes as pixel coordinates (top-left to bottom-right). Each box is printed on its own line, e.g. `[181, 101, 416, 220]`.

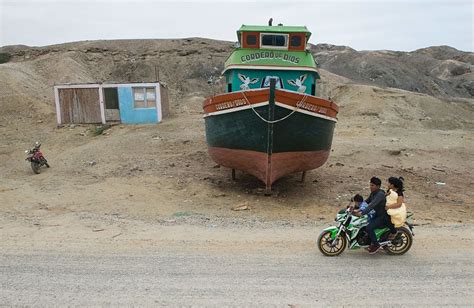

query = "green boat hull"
[204, 103, 336, 187]
[205, 105, 335, 153]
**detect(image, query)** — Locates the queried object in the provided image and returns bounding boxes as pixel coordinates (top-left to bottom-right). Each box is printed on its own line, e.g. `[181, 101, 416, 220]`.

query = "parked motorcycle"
[317, 207, 415, 256]
[25, 142, 50, 174]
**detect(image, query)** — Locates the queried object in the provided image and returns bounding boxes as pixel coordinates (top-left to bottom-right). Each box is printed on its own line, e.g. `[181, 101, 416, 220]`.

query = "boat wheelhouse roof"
[237, 25, 312, 41]
[223, 23, 318, 74]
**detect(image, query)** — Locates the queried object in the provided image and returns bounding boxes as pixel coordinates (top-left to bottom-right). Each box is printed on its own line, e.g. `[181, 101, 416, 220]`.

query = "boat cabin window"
[260, 33, 288, 49]
[288, 33, 306, 51]
[246, 35, 257, 46]
[241, 32, 259, 48]
[290, 36, 301, 47]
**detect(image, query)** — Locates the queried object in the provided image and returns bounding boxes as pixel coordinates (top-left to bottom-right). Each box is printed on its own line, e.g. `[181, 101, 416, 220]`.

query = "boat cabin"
[223, 24, 320, 96]
[238, 25, 309, 51]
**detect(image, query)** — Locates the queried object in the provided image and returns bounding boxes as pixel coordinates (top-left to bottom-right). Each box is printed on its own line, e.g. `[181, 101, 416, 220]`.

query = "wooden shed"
[54, 82, 169, 125]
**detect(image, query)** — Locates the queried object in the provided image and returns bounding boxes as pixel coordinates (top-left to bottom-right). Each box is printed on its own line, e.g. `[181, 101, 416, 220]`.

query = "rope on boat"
[241, 92, 307, 124]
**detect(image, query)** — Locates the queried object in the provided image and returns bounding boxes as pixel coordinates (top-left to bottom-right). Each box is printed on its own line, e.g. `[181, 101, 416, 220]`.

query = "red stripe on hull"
[203, 89, 269, 113]
[203, 89, 338, 119]
[208, 147, 330, 186]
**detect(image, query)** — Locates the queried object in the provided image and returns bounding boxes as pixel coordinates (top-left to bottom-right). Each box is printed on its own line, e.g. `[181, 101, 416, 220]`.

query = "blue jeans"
[366, 214, 397, 245]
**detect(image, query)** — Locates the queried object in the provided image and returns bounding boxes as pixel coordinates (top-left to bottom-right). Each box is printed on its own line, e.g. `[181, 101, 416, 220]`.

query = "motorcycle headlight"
[25, 150, 29, 153]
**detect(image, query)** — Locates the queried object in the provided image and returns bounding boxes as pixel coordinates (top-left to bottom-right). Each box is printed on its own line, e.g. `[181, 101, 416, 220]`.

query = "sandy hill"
[313, 44, 473, 99]
[0, 38, 473, 225]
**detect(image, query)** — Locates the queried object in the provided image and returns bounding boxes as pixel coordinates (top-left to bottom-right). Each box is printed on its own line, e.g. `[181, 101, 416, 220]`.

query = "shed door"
[104, 87, 120, 122]
[58, 88, 102, 124]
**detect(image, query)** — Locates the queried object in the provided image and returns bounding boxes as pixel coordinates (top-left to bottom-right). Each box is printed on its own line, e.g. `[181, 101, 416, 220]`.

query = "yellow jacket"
[386, 189, 407, 227]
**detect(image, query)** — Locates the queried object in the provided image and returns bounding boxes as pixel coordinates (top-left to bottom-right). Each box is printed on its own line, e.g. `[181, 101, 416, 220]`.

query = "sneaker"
[388, 233, 397, 240]
[367, 244, 381, 254]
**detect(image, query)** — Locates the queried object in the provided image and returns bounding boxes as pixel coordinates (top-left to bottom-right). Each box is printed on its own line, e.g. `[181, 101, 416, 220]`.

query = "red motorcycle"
[25, 142, 50, 174]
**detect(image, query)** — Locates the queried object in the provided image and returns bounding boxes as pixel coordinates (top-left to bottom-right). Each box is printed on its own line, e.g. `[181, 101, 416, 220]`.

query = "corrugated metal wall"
[117, 87, 158, 124]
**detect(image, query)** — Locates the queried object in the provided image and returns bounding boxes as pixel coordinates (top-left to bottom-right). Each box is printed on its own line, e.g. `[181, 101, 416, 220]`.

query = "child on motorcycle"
[352, 194, 375, 222]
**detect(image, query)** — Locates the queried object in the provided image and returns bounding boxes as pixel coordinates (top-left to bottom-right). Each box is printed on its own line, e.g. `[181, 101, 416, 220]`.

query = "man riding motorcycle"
[354, 177, 397, 254]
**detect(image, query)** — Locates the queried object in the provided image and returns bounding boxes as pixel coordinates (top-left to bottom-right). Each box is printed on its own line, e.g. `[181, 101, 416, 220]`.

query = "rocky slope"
[312, 44, 473, 99]
[1, 39, 472, 105]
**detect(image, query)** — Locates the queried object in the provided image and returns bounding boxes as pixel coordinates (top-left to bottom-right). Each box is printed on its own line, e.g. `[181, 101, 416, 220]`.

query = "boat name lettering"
[215, 99, 247, 110]
[296, 101, 327, 114]
[240, 52, 300, 64]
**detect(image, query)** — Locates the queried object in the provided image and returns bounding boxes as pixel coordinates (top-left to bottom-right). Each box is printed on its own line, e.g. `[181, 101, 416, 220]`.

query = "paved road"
[1, 223, 473, 306]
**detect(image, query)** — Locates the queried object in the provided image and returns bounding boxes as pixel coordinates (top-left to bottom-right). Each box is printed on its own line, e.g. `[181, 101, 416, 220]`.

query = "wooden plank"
[78, 88, 101, 123]
[58, 88, 101, 123]
[105, 109, 120, 121]
[58, 88, 73, 123]
[160, 85, 170, 119]
[98, 86, 105, 124]
[54, 87, 61, 124]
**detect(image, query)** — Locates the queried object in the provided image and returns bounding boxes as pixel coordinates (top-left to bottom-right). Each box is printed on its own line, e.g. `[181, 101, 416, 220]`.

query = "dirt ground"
[1, 219, 473, 306]
[1, 87, 473, 227]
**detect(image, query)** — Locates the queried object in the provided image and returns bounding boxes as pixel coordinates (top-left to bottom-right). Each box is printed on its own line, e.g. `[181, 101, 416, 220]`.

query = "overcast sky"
[1, 0, 472, 51]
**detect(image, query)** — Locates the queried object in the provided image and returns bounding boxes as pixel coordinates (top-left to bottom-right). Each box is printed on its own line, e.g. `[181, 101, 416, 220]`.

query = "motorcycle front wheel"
[383, 226, 413, 255]
[317, 230, 347, 256]
[31, 161, 40, 174]
[41, 157, 50, 168]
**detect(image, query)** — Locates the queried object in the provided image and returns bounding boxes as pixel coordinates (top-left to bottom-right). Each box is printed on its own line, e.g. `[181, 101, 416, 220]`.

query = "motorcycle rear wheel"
[31, 161, 40, 174]
[383, 226, 413, 255]
[317, 230, 347, 256]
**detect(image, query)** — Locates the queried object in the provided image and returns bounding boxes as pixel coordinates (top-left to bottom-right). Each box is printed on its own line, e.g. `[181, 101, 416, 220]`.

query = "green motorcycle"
[317, 207, 415, 256]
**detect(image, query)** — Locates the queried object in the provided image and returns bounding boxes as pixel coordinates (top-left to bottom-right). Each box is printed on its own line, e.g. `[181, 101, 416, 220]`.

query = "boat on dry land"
[203, 23, 339, 191]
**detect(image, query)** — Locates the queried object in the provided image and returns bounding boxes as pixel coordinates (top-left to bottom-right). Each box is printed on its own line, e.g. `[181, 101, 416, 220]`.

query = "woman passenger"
[385, 177, 407, 228]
